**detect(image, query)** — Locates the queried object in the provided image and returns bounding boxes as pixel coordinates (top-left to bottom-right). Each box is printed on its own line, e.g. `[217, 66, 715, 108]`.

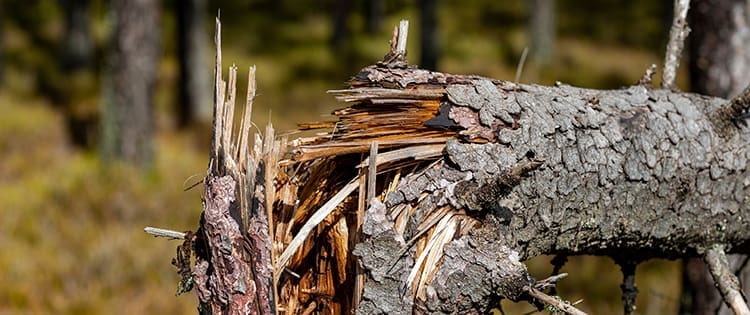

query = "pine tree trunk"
[527, 0, 555, 65]
[176, 0, 211, 128]
[158, 19, 750, 315]
[330, 0, 350, 49]
[59, 0, 96, 147]
[101, 0, 160, 168]
[418, 0, 440, 70]
[364, 0, 383, 35]
[0, 3, 5, 88]
[684, 1, 750, 314]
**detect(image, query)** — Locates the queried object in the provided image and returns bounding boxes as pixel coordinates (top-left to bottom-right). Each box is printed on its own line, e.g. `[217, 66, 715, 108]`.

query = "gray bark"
[687, 1, 750, 314]
[689, 0, 750, 98]
[101, 0, 160, 168]
[346, 65, 750, 313]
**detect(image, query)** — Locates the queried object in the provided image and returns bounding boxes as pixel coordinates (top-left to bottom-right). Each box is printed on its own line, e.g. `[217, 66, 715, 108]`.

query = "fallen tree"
[146, 16, 750, 315]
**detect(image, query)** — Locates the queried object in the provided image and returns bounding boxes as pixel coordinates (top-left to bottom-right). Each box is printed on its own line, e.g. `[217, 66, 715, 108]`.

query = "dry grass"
[0, 93, 205, 314]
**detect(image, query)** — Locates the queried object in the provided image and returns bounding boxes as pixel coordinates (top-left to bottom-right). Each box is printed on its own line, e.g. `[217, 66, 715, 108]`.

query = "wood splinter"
[380, 20, 409, 67]
[144, 226, 187, 240]
[705, 244, 750, 315]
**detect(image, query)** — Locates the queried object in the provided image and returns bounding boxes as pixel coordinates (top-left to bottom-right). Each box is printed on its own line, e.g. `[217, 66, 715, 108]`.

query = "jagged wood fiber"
[189, 18, 274, 315]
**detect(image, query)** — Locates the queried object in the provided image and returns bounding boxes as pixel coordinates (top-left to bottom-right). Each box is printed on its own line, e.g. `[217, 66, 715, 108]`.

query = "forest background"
[0, 0, 693, 314]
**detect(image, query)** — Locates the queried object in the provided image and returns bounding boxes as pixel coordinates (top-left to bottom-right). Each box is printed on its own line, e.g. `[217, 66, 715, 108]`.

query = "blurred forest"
[0, 0, 697, 314]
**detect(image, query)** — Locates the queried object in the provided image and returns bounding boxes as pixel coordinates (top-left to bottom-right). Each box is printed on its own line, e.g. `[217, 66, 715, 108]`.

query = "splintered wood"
[292, 87, 453, 163]
[188, 19, 476, 315]
[272, 23, 470, 314]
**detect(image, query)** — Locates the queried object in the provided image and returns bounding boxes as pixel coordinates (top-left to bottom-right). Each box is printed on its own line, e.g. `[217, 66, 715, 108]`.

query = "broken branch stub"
[705, 245, 750, 315]
[662, 0, 691, 89]
[193, 17, 275, 315]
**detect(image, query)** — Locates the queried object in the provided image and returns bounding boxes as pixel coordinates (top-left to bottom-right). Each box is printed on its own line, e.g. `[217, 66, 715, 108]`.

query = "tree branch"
[705, 244, 750, 315]
[711, 84, 750, 138]
[548, 254, 568, 296]
[525, 287, 587, 315]
[662, 0, 690, 89]
[617, 260, 638, 315]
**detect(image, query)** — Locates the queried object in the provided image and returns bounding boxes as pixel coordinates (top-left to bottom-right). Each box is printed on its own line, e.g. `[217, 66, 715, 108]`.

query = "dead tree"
[147, 14, 750, 315]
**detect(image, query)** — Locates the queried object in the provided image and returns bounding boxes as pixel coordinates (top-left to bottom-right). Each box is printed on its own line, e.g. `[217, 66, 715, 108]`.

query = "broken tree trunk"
[277, 28, 750, 314]
[149, 19, 750, 315]
[185, 18, 275, 315]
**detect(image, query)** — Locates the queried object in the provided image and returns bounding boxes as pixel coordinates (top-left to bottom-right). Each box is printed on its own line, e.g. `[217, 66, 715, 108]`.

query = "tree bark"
[101, 0, 160, 168]
[176, 0, 211, 128]
[686, 1, 750, 314]
[189, 20, 275, 314]
[689, 0, 750, 98]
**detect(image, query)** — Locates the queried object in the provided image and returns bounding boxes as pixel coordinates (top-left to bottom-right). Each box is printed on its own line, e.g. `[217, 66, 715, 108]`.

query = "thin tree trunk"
[101, 0, 160, 168]
[685, 0, 750, 314]
[527, 0, 555, 65]
[689, 0, 750, 98]
[0, 3, 5, 88]
[330, 0, 350, 49]
[59, 0, 95, 147]
[176, 0, 211, 128]
[418, 0, 439, 70]
[60, 0, 93, 72]
[364, 0, 383, 35]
